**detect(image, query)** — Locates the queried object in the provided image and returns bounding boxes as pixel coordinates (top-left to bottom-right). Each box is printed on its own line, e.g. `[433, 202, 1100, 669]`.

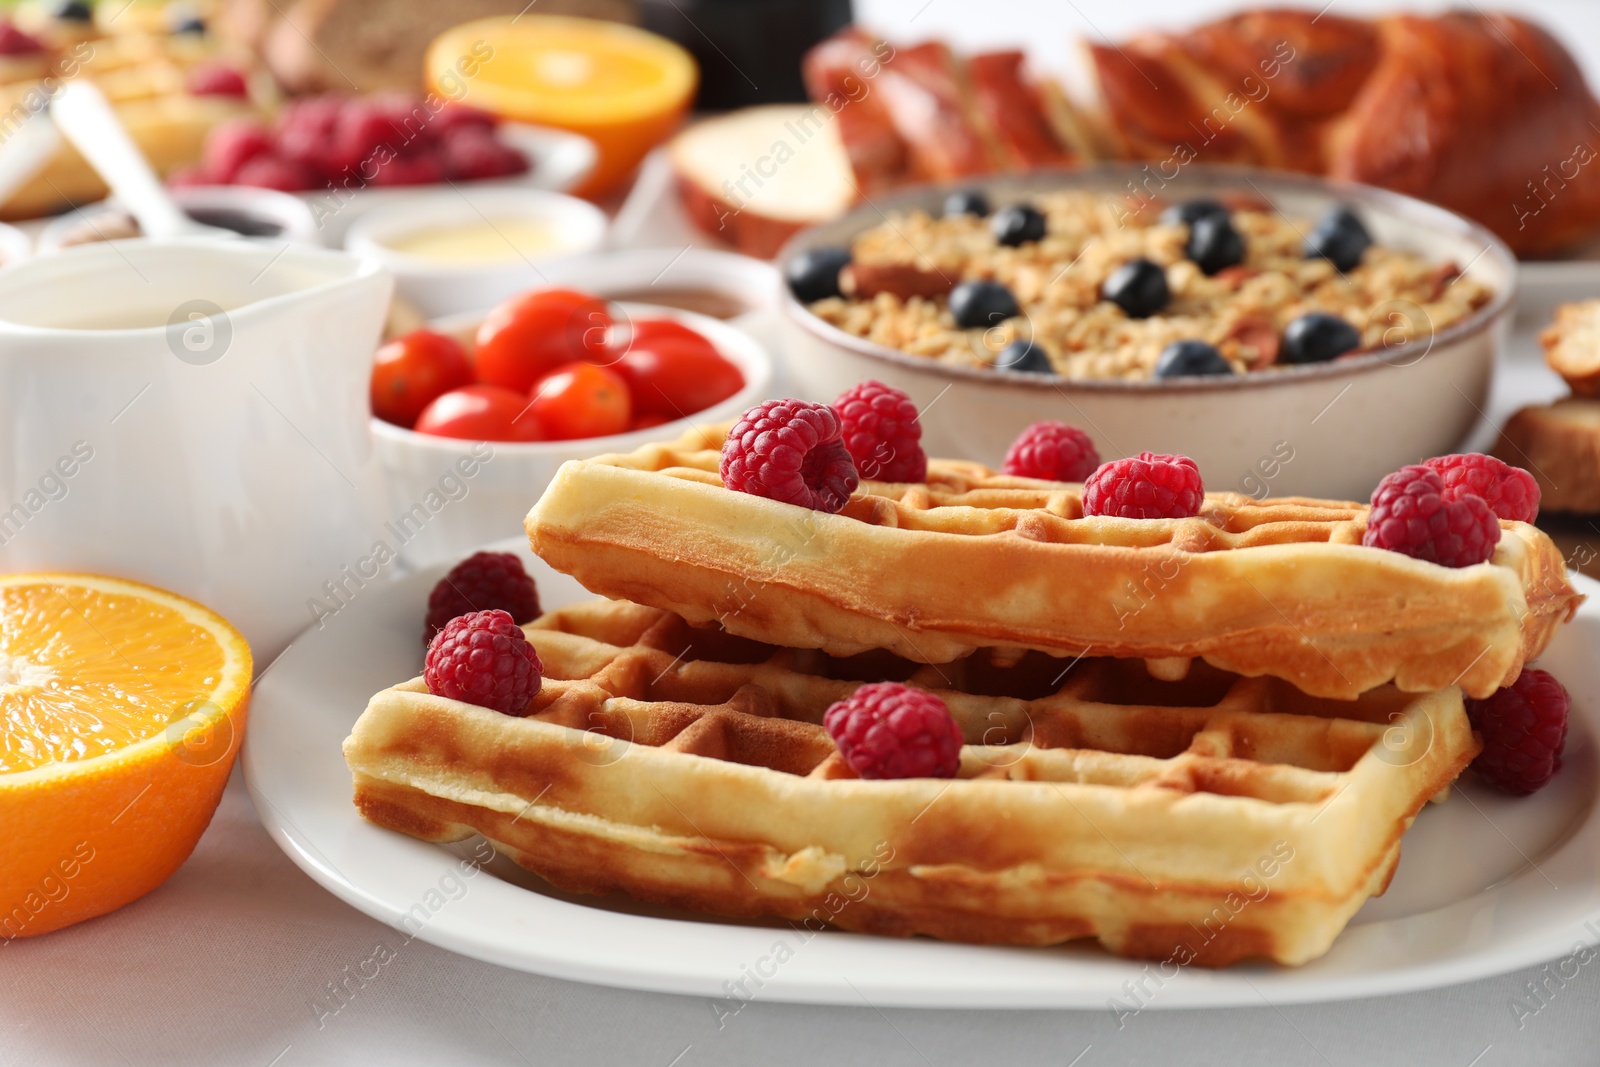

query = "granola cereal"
[807, 192, 1494, 380]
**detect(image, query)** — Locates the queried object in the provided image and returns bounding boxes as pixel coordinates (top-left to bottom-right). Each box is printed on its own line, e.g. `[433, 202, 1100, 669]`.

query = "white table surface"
[9, 2, 1600, 1063]
[5, 291, 1597, 1067]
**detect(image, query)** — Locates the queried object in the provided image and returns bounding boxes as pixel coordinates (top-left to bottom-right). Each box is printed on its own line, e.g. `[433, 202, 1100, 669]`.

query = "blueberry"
[991, 203, 1047, 247]
[52, 0, 93, 21]
[1154, 340, 1233, 378]
[786, 246, 851, 303]
[944, 188, 992, 218]
[172, 15, 207, 34]
[1101, 258, 1170, 319]
[949, 280, 1020, 329]
[1160, 199, 1228, 227]
[1186, 213, 1245, 276]
[1304, 206, 1372, 272]
[1281, 312, 1362, 364]
[994, 338, 1053, 374]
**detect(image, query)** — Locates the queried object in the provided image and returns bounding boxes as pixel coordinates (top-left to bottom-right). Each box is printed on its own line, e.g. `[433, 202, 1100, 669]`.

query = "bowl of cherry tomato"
[370, 285, 772, 565]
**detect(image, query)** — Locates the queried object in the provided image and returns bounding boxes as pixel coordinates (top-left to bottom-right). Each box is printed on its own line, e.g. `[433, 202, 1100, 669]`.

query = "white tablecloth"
[4, 771, 1597, 1067]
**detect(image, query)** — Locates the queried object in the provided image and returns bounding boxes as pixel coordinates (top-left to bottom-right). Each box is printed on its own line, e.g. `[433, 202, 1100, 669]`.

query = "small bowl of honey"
[345, 186, 609, 318]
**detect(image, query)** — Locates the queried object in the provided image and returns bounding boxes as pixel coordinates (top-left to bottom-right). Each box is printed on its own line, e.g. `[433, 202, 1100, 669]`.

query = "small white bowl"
[36, 184, 320, 254]
[345, 187, 609, 319]
[371, 301, 772, 567]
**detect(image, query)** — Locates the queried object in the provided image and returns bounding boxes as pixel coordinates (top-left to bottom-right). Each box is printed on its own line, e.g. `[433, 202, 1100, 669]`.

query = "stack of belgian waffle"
[345, 404, 1581, 967]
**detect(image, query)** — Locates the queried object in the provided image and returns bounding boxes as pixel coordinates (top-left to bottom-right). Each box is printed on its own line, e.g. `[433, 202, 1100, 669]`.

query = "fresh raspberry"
[1466, 668, 1570, 795]
[823, 682, 964, 779]
[202, 118, 273, 183]
[440, 126, 530, 182]
[831, 380, 927, 482]
[1362, 465, 1500, 567]
[424, 609, 542, 715]
[187, 63, 249, 98]
[231, 153, 318, 192]
[370, 150, 446, 187]
[1003, 421, 1101, 482]
[1423, 452, 1540, 524]
[431, 103, 498, 136]
[275, 96, 343, 178]
[424, 551, 541, 644]
[720, 398, 860, 512]
[0, 21, 44, 55]
[1082, 452, 1204, 519]
[372, 94, 435, 147]
[333, 103, 405, 174]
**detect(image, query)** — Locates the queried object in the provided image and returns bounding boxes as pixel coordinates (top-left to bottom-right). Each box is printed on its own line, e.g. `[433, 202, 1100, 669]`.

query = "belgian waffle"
[345, 599, 1479, 967]
[525, 428, 1582, 700]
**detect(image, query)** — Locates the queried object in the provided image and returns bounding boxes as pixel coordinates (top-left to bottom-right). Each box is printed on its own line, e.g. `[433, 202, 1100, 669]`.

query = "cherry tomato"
[613, 335, 744, 418]
[622, 318, 714, 354]
[528, 362, 632, 440]
[370, 329, 473, 427]
[629, 413, 673, 431]
[474, 288, 612, 392]
[413, 384, 544, 442]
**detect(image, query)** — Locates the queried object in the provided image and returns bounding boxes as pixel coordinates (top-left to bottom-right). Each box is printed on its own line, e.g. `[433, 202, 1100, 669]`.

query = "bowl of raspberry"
[172, 94, 599, 246]
[774, 165, 1516, 502]
[369, 284, 772, 567]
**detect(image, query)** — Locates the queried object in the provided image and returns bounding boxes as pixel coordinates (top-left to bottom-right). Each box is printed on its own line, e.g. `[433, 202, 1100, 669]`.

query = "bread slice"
[236, 0, 633, 93]
[1539, 300, 1600, 396]
[1494, 397, 1600, 513]
[671, 104, 857, 258]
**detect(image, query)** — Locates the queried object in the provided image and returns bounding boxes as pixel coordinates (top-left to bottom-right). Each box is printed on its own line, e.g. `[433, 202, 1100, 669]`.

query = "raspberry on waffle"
[345, 599, 1481, 967]
[526, 427, 1583, 700]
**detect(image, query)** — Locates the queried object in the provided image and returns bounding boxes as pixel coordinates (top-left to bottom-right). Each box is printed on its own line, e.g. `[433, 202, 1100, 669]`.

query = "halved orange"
[1, 574, 251, 939]
[427, 15, 697, 197]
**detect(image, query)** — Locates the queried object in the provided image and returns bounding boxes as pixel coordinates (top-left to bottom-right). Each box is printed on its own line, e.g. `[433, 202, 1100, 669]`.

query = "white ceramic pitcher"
[0, 239, 393, 661]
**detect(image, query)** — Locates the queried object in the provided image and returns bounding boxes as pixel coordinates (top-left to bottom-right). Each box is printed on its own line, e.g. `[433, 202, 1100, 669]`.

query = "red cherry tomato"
[629, 413, 673, 431]
[613, 334, 744, 419]
[370, 329, 473, 428]
[474, 288, 612, 392]
[413, 384, 544, 442]
[528, 363, 631, 440]
[623, 318, 715, 354]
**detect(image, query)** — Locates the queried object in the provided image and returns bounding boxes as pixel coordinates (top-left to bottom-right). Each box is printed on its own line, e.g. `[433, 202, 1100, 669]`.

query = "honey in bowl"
[381, 217, 566, 264]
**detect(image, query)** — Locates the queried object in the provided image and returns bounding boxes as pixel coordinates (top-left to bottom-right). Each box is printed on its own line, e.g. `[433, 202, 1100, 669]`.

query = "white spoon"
[50, 80, 230, 241]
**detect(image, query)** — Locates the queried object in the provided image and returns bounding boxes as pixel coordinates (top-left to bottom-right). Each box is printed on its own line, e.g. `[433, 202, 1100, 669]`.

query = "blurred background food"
[5, 0, 1600, 258]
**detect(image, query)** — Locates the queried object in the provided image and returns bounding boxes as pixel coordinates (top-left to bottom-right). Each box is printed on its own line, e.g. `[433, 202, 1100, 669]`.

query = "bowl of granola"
[775, 165, 1514, 500]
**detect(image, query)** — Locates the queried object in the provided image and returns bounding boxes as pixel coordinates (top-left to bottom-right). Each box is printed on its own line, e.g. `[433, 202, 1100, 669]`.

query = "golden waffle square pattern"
[526, 427, 1583, 699]
[345, 600, 1480, 966]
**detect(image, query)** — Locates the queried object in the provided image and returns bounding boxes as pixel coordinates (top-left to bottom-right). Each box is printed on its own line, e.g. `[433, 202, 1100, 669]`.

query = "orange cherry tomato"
[370, 329, 473, 427]
[413, 384, 545, 442]
[613, 329, 744, 418]
[528, 362, 631, 440]
[474, 288, 612, 392]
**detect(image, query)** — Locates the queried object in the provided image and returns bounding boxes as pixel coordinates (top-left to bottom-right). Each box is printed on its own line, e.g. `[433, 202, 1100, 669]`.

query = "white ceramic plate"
[244, 545, 1600, 1008]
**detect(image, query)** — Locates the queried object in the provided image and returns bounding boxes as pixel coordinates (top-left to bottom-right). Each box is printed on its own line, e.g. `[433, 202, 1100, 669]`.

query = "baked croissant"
[805, 10, 1600, 257]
